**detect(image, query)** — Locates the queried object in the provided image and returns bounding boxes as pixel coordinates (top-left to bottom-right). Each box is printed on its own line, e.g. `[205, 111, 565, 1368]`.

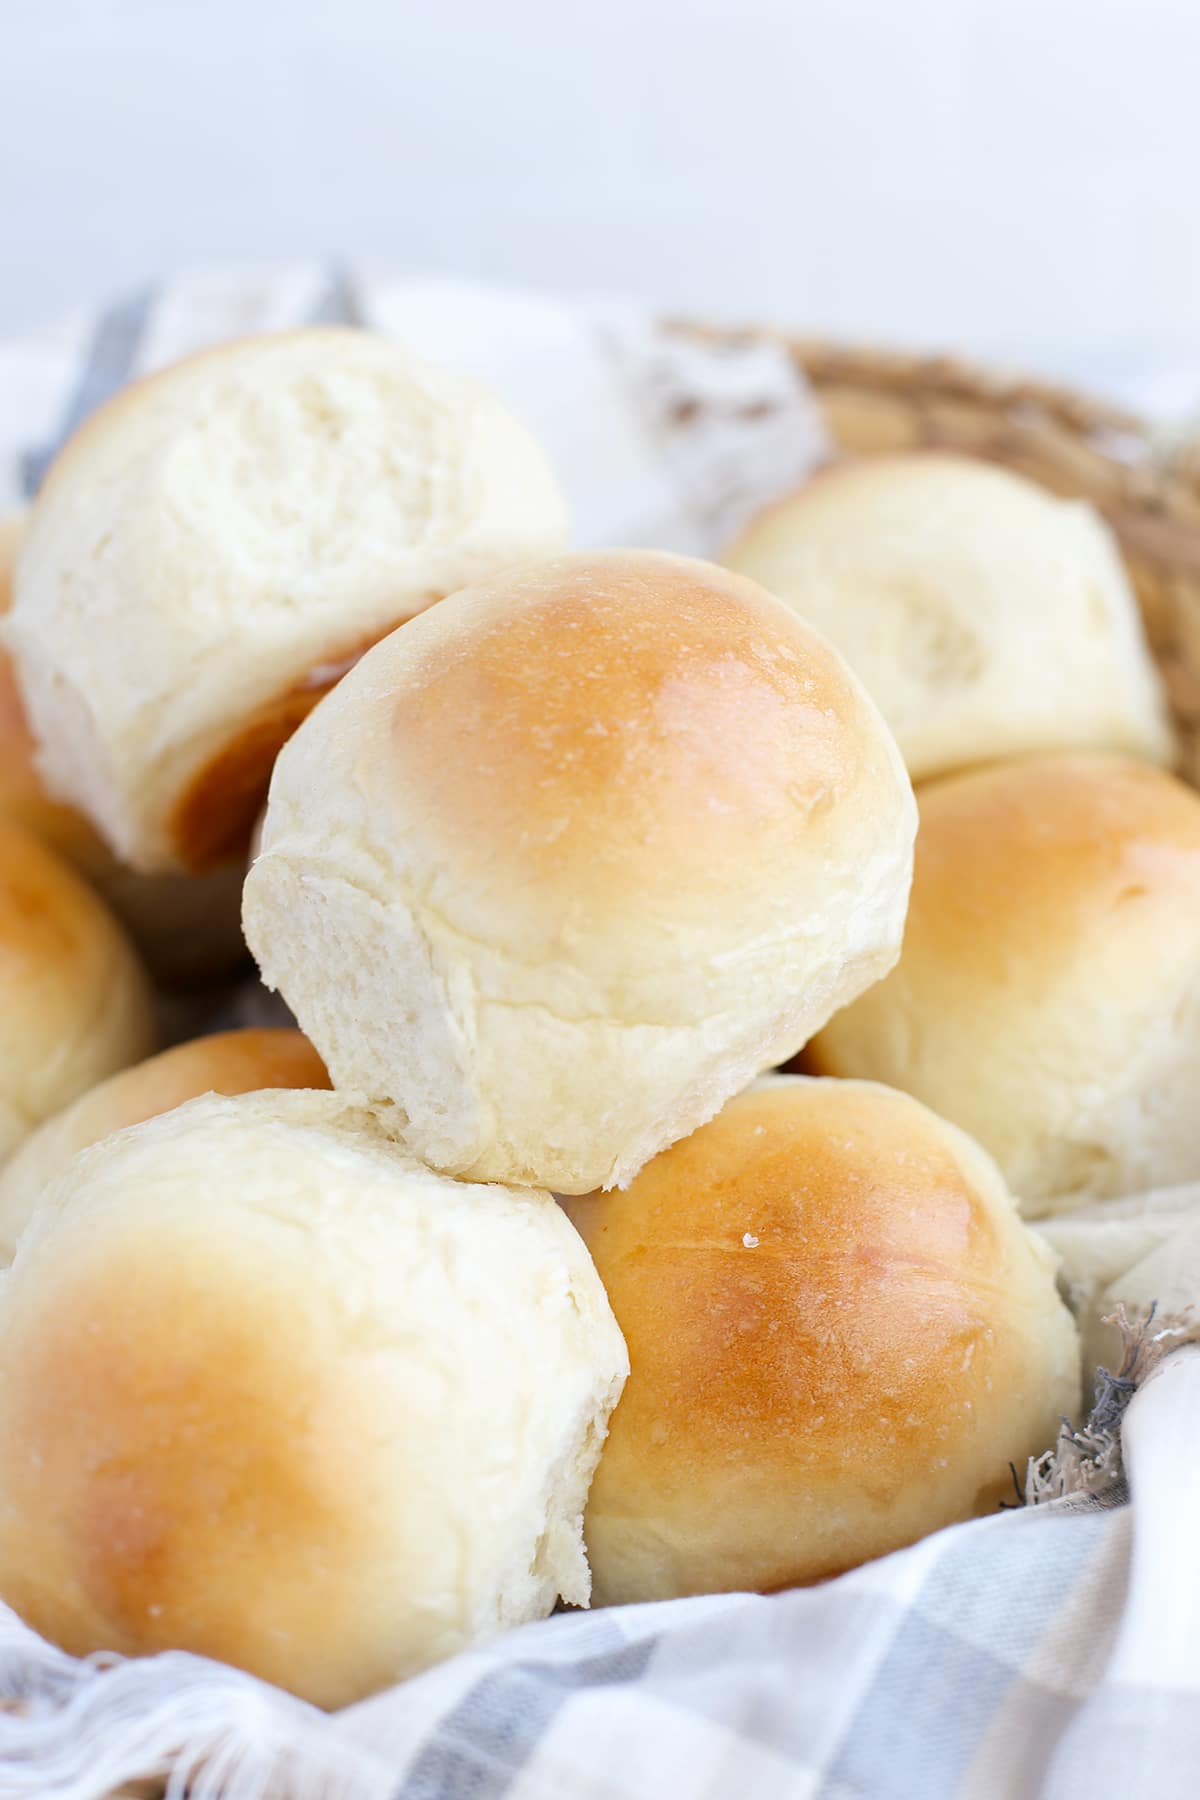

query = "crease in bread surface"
[569, 1076, 1080, 1606]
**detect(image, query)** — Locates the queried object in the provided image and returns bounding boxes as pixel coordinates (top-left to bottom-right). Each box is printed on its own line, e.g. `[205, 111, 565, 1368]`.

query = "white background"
[4, 0, 1200, 407]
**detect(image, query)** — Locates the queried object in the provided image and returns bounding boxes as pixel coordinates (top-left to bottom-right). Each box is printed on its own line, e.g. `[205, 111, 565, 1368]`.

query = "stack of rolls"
[9, 330, 1190, 1712]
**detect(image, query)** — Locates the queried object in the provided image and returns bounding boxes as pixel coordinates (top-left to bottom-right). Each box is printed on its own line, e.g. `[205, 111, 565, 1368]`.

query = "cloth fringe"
[0, 1640, 384, 1800]
[2, 1308, 1196, 1798]
[1026, 1304, 1200, 1506]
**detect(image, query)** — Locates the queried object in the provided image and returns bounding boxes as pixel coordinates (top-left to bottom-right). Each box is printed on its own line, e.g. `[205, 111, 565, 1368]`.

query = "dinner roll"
[244, 551, 917, 1194]
[0, 822, 155, 1161]
[0, 509, 247, 985]
[569, 1076, 1079, 1604]
[0, 1090, 627, 1707]
[7, 328, 569, 874]
[809, 754, 1200, 1214]
[0, 1028, 328, 1259]
[724, 453, 1174, 781]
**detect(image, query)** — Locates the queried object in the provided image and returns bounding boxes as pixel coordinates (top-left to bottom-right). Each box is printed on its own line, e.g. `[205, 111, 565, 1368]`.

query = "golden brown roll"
[0, 509, 247, 987]
[244, 550, 917, 1194]
[0, 1028, 329, 1259]
[0, 822, 156, 1161]
[0, 1090, 628, 1707]
[723, 453, 1174, 782]
[808, 754, 1200, 1214]
[569, 1076, 1079, 1605]
[6, 329, 569, 873]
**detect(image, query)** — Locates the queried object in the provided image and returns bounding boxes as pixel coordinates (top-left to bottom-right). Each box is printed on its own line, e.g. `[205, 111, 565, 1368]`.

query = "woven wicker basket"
[18, 335, 1200, 1800]
[686, 329, 1200, 784]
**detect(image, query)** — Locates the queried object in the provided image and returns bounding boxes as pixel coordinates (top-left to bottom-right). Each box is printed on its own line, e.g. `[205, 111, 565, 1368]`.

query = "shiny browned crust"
[384, 553, 883, 912]
[0, 514, 22, 611]
[573, 1079, 1076, 1600]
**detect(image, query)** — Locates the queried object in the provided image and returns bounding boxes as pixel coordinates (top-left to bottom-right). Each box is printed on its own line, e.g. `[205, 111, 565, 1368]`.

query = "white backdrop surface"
[3, 0, 1200, 408]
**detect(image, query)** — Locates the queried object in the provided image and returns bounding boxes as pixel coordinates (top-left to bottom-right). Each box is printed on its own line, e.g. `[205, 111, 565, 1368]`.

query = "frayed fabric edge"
[1026, 1304, 1200, 1508]
[4, 1307, 1199, 1799]
[0, 1639, 386, 1800]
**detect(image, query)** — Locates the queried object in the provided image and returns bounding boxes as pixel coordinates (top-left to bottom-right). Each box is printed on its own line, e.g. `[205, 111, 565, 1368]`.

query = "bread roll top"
[810, 753, 1200, 1210]
[573, 1076, 1079, 1604]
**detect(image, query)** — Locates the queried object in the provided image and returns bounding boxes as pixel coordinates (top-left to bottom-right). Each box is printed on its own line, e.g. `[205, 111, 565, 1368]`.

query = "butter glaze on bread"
[570, 1076, 1079, 1603]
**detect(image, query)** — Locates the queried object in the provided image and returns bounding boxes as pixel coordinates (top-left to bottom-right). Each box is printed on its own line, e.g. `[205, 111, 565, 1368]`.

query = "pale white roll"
[243, 550, 917, 1194]
[0, 1090, 628, 1707]
[724, 453, 1174, 781]
[6, 328, 569, 873]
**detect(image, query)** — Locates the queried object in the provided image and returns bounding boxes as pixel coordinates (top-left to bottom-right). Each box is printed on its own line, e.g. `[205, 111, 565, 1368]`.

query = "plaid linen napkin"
[1, 267, 1198, 1800]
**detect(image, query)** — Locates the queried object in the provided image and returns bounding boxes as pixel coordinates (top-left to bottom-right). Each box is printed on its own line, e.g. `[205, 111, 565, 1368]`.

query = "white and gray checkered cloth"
[1, 268, 1199, 1800]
